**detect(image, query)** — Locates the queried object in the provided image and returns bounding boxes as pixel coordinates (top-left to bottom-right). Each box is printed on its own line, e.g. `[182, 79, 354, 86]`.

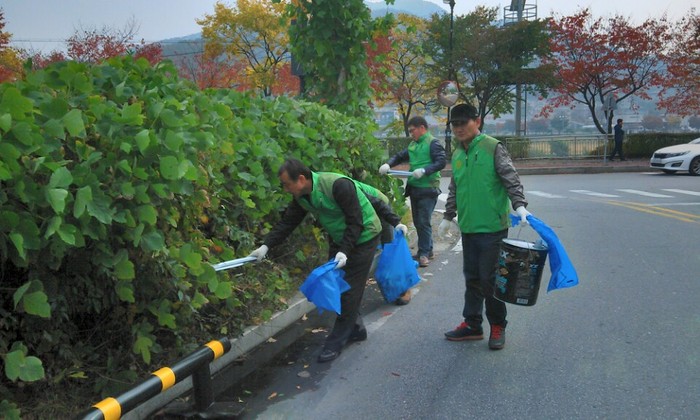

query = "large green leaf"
[11, 122, 34, 145]
[56, 223, 78, 245]
[1, 87, 33, 119]
[119, 103, 143, 125]
[49, 167, 73, 188]
[9, 233, 25, 260]
[4, 348, 45, 382]
[22, 291, 51, 318]
[135, 129, 151, 154]
[133, 335, 153, 364]
[114, 258, 135, 280]
[0, 113, 11, 131]
[62, 109, 86, 138]
[73, 186, 92, 218]
[46, 188, 68, 214]
[164, 130, 184, 152]
[116, 281, 135, 303]
[159, 156, 180, 180]
[86, 196, 113, 224]
[140, 230, 165, 251]
[136, 205, 157, 225]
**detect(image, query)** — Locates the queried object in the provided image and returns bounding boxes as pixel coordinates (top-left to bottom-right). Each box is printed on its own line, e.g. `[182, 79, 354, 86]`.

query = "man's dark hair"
[278, 158, 311, 180]
[617, 119, 623, 124]
[407, 116, 428, 129]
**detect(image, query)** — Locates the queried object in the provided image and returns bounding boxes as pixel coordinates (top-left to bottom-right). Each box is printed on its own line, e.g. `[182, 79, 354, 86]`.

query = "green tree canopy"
[425, 6, 555, 128]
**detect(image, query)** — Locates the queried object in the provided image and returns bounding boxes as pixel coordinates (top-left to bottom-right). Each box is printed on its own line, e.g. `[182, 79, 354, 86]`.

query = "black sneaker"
[444, 322, 484, 341]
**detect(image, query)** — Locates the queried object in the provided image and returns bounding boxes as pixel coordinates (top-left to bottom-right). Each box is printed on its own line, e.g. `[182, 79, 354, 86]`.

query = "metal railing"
[76, 338, 231, 420]
[502, 135, 611, 161]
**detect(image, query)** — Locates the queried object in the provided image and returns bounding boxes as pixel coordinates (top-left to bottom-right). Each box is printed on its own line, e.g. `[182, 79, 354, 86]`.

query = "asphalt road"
[220, 172, 700, 419]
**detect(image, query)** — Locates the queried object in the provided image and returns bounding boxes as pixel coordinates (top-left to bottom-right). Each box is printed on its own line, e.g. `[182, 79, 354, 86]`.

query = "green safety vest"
[408, 133, 441, 188]
[451, 134, 510, 233]
[296, 172, 382, 245]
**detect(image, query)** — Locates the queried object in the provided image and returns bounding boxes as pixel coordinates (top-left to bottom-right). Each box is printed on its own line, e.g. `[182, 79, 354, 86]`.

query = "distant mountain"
[366, 0, 447, 19]
[157, 0, 447, 57]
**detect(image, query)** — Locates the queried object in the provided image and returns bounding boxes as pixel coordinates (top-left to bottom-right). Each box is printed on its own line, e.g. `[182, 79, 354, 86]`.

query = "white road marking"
[529, 190, 565, 198]
[570, 189, 620, 197]
[616, 189, 673, 198]
[662, 189, 700, 197]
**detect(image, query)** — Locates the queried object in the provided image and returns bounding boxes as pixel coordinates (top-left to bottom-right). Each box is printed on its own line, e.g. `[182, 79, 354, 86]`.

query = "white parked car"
[649, 138, 700, 176]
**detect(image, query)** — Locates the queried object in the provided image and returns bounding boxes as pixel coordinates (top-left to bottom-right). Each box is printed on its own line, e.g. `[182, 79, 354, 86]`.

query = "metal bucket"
[494, 238, 548, 306]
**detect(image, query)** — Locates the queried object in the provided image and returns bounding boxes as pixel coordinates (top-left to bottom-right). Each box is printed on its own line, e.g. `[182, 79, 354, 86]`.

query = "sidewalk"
[141, 157, 649, 418]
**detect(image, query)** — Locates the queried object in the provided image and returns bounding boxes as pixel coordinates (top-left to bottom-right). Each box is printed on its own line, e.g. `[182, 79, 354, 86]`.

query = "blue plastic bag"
[299, 261, 351, 314]
[374, 230, 421, 303]
[510, 214, 579, 292]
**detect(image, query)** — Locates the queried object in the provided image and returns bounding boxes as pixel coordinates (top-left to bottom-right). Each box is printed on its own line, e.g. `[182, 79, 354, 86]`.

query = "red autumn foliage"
[542, 9, 672, 134]
[657, 12, 700, 116]
[366, 34, 393, 98]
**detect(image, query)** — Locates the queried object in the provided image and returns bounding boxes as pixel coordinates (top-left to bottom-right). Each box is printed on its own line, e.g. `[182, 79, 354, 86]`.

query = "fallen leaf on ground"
[267, 392, 278, 400]
[267, 337, 277, 343]
[391, 372, 401, 377]
[297, 370, 311, 378]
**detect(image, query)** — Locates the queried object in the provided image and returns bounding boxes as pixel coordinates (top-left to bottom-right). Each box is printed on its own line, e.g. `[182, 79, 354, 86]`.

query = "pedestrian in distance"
[379, 116, 446, 268]
[248, 158, 407, 363]
[610, 118, 626, 161]
[438, 103, 533, 350]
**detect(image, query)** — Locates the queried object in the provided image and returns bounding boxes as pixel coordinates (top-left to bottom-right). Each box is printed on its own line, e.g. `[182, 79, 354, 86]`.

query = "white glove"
[412, 168, 426, 178]
[395, 223, 408, 236]
[379, 163, 391, 175]
[248, 245, 269, 262]
[334, 252, 348, 269]
[438, 218, 456, 238]
[515, 206, 532, 225]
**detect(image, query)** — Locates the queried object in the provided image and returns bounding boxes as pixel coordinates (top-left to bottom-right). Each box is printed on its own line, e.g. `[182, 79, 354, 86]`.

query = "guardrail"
[76, 338, 231, 420]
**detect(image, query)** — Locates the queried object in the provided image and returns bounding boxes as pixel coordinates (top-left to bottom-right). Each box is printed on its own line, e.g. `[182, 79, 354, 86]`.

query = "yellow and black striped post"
[77, 338, 230, 420]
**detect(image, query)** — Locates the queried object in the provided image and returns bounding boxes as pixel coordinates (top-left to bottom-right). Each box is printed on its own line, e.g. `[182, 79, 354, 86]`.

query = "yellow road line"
[607, 200, 700, 224]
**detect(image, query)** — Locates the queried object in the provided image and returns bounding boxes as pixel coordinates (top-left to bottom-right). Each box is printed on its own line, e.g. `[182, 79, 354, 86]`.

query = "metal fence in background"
[380, 134, 620, 161]
[502, 135, 611, 161]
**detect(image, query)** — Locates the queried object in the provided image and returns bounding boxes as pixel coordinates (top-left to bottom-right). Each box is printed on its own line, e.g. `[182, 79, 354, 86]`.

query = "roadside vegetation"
[0, 1, 697, 417]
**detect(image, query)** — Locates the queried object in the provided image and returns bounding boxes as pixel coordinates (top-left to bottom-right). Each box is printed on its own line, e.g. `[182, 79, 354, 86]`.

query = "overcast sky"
[3, 0, 695, 53]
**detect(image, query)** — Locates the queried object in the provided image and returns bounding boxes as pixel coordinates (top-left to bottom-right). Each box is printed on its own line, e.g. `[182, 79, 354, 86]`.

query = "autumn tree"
[0, 9, 22, 82]
[376, 13, 439, 136]
[198, 0, 291, 97]
[171, 40, 241, 89]
[543, 9, 672, 134]
[425, 7, 555, 129]
[657, 9, 700, 116]
[66, 18, 162, 65]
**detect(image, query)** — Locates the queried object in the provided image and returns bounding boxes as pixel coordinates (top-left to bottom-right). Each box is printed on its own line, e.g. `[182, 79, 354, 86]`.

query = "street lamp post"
[443, 0, 455, 155]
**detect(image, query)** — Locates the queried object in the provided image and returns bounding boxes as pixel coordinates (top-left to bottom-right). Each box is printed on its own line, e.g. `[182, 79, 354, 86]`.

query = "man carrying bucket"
[438, 103, 533, 350]
[248, 158, 407, 363]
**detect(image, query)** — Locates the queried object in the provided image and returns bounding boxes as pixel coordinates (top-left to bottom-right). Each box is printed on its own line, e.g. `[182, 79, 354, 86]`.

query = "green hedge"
[0, 57, 405, 417]
[622, 132, 699, 158]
